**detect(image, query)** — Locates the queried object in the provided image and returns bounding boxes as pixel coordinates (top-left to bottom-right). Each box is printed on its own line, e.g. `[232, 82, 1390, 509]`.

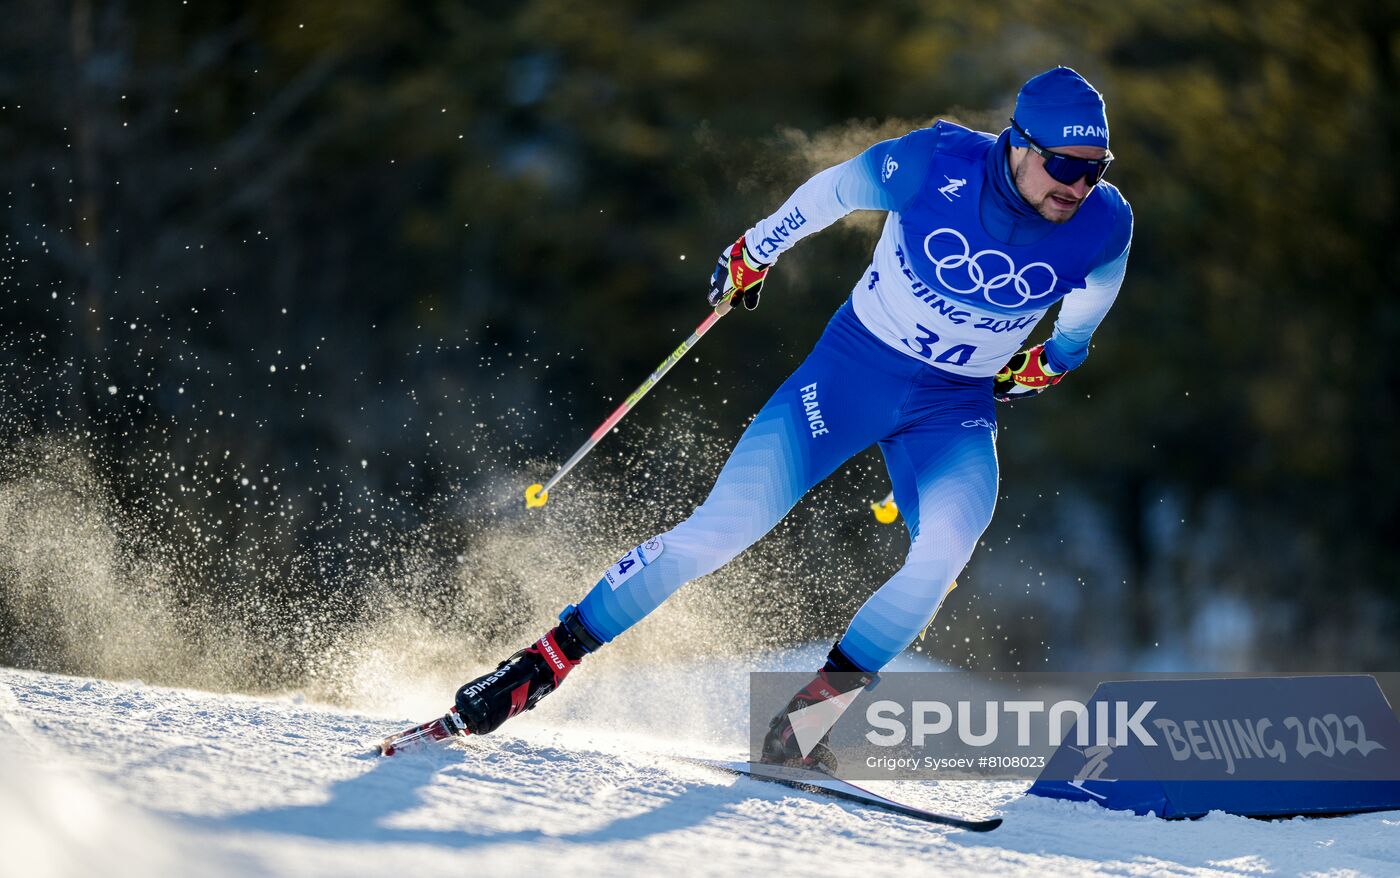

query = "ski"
[374, 719, 999, 831]
[376, 707, 468, 756]
[679, 758, 1003, 832]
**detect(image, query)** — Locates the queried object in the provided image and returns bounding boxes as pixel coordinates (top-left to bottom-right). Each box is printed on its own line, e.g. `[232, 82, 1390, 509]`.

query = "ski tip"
[373, 733, 405, 756]
[372, 708, 468, 757]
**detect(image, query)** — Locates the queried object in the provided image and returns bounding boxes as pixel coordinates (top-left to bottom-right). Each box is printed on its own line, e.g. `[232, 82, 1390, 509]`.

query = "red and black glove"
[707, 234, 770, 312]
[993, 343, 1064, 402]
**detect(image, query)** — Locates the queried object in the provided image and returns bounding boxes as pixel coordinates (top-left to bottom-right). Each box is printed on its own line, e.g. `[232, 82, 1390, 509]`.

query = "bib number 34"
[901, 323, 976, 367]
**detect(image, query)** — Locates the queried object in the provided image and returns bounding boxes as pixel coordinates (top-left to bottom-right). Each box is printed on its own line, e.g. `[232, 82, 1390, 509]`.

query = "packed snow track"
[2, 667, 1397, 877]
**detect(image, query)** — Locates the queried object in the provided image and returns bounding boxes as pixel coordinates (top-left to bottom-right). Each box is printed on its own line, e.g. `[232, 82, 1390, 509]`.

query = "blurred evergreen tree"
[0, 0, 1395, 666]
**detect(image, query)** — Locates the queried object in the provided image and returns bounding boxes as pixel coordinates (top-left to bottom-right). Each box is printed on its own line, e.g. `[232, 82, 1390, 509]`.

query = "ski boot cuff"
[821, 644, 877, 693]
[555, 605, 605, 661]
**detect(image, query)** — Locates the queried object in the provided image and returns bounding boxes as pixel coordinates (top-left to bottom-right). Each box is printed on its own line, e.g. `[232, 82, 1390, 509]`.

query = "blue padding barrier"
[1028, 676, 1400, 818]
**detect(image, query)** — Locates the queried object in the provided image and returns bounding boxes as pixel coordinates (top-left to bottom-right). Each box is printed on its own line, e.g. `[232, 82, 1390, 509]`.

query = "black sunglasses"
[1009, 117, 1114, 187]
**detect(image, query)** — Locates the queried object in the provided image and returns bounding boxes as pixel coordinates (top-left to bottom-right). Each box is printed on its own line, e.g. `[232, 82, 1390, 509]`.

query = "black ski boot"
[453, 606, 604, 736]
[760, 644, 874, 772]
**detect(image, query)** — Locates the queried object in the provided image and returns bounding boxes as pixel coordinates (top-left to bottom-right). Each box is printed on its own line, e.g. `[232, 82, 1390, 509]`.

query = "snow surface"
[2, 662, 1398, 878]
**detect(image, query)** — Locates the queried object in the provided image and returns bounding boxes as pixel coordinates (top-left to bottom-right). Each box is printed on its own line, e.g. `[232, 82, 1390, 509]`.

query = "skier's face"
[1010, 144, 1107, 224]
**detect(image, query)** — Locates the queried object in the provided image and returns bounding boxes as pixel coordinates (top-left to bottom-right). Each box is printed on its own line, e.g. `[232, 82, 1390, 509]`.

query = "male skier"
[449, 67, 1132, 767]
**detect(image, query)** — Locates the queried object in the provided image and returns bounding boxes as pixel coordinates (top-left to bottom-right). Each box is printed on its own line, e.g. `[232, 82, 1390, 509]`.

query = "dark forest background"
[1, 1, 1397, 692]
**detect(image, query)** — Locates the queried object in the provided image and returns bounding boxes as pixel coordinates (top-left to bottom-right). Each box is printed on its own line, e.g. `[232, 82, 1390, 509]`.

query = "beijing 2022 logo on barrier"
[922, 227, 1058, 308]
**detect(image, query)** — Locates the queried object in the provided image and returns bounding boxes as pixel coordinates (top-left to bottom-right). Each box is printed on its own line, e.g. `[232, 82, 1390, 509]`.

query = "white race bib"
[603, 536, 665, 590]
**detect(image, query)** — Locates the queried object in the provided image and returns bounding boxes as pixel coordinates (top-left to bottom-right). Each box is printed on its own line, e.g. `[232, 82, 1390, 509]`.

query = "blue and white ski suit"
[574, 122, 1134, 672]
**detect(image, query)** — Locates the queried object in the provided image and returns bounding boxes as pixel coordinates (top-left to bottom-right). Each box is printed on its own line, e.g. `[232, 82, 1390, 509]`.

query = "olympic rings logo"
[922, 228, 1058, 308]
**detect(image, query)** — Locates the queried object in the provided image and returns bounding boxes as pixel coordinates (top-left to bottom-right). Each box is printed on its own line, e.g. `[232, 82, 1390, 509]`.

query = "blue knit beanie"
[1009, 67, 1109, 149]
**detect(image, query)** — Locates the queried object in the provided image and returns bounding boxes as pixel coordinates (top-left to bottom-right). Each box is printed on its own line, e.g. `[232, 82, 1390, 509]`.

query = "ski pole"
[871, 491, 899, 524]
[525, 297, 734, 508]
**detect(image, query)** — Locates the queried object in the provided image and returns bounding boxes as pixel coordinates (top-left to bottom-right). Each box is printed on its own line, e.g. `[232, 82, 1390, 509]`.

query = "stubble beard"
[1014, 158, 1081, 225]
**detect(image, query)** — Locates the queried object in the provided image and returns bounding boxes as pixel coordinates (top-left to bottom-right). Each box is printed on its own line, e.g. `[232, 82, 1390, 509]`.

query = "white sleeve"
[743, 156, 894, 264]
[1044, 242, 1130, 372]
